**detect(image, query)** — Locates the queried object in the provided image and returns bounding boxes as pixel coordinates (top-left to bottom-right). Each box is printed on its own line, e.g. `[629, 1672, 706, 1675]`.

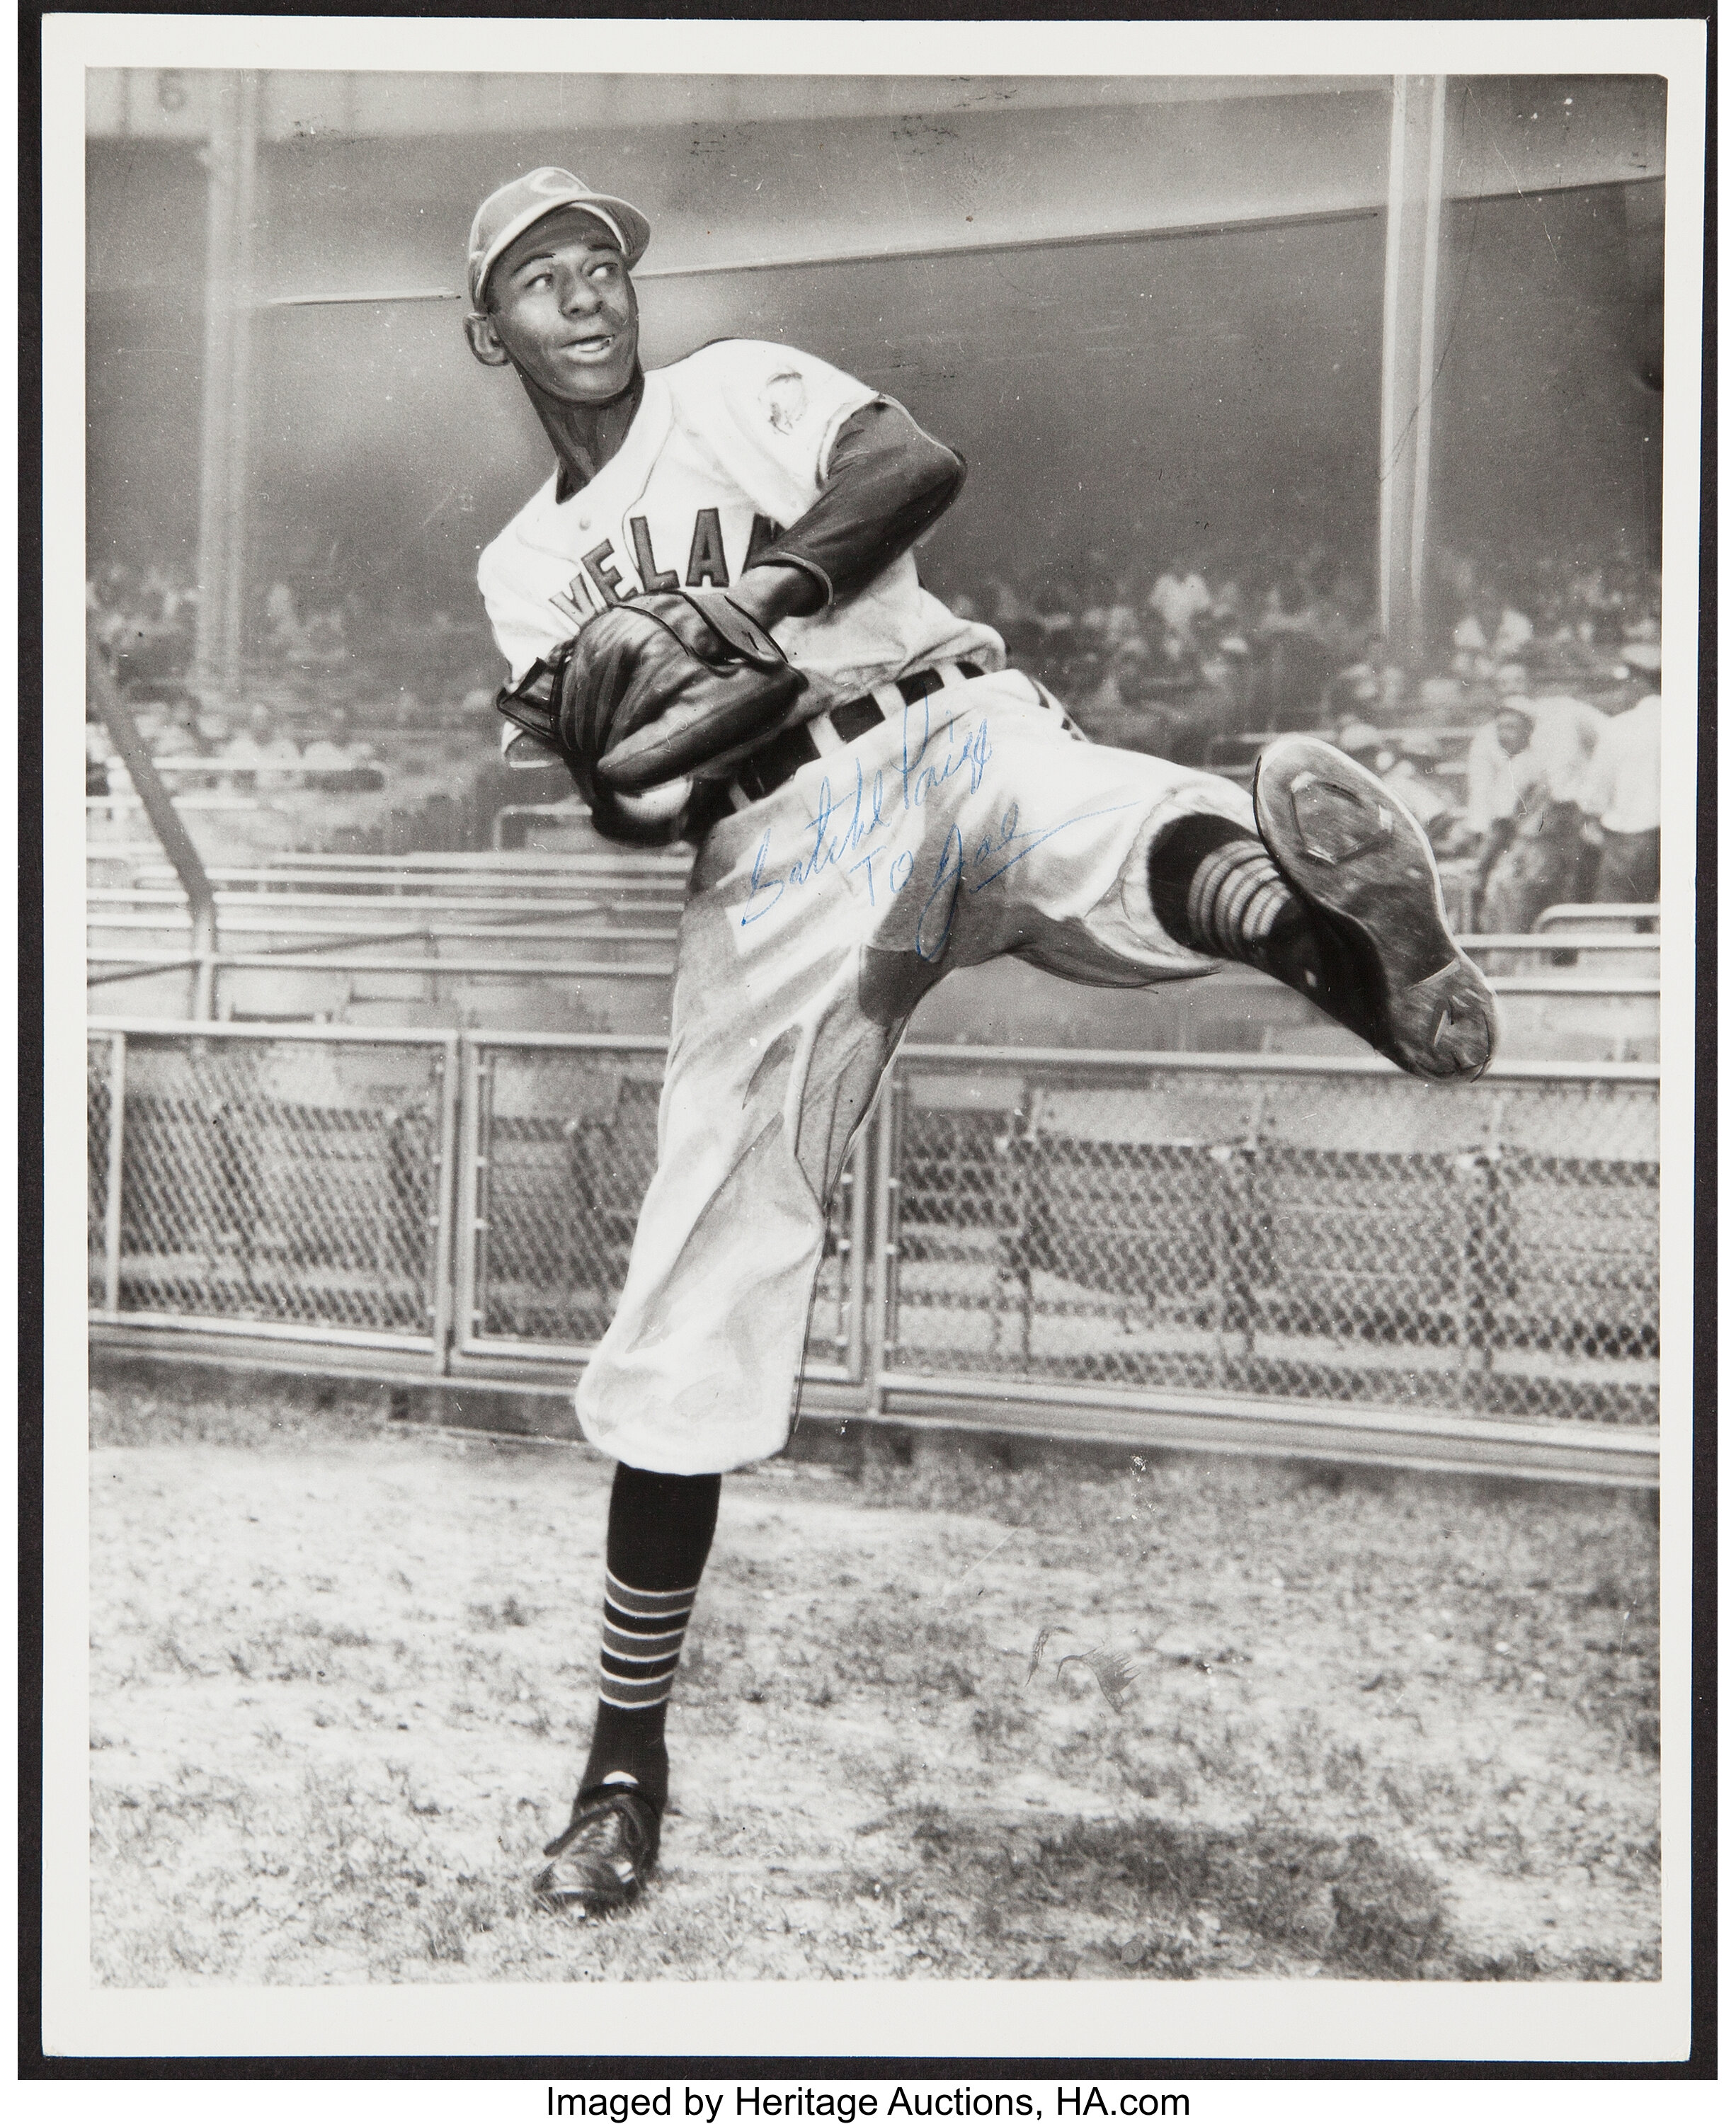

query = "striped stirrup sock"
[576, 1463, 719, 1815]
[1148, 814, 1305, 974]
[1183, 838, 1298, 965]
[598, 1570, 700, 1712]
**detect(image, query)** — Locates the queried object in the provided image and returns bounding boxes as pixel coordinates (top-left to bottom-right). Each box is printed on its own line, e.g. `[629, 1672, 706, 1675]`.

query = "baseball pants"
[575, 666, 1256, 1473]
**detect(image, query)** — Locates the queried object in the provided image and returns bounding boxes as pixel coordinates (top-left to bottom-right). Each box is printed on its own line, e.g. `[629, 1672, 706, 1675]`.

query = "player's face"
[485, 210, 640, 404]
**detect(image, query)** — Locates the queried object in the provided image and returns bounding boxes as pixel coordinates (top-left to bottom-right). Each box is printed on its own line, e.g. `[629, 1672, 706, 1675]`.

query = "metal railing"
[87, 792, 268, 817]
[88, 625, 220, 1018]
[1537, 903, 1660, 932]
[87, 896, 683, 937]
[84, 889, 1652, 960]
[117, 853, 692, 889]
[492, 800, 593, 849]
[88, 951, 677, 982]
[88, 888, 683, 920]
[86, 1019, 1662, 1484]
[83, 930, 1660, 1024]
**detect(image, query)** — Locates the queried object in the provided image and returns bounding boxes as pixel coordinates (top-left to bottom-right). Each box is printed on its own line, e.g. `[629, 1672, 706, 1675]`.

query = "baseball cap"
[467, 167, 651, 311]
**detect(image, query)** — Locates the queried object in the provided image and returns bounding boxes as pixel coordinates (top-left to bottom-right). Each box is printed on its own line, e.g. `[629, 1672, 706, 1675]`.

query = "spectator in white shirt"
[302, 707, 376, 772]
[1493, 605, 1534, 658]
[1465, 704, 1547, 838]
[1467, 704, 1556, 931]
[1580, 692, 1662, 906]
[1079, 638, 1153, 729]
[1148, 557, 1214, 642]
[1451, 588, 1535, 679]
[222, 702, 304, 792]
[1517, 690, 1606, 813]
[1333, 719, 1393, 777]
[1479, 661, 1601, 793]
[1102, 575, 1148, 651]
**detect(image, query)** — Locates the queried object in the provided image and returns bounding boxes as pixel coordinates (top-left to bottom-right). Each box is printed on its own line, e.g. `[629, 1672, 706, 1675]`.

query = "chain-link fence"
[87, 1026, 455, 1346]
[459, 1041, 663, 1352]
[455, 1036, 864, 1375]
[87, 1022, 1662, 1468]
[885, 1055, 1660, 1427]
[88, 1034, 121, 1310]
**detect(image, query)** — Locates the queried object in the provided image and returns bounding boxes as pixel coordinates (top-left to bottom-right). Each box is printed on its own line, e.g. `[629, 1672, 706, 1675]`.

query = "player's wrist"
[729, 561, 827, 628]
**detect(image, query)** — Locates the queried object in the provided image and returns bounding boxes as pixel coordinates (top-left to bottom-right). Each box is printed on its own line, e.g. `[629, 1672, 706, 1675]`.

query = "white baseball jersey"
[478, 337, 1003, 714]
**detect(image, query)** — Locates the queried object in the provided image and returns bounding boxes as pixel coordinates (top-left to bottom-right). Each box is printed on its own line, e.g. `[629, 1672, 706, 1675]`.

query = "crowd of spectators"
[86, 561, 198, 694]
[87, 533, 1664, 927]
[84, 564, 503, 802]
[86, 565, 497, 712]
[91, 697, 385, 799]
[935, 535, 1379, 769]
[932, 530, 1664, 925]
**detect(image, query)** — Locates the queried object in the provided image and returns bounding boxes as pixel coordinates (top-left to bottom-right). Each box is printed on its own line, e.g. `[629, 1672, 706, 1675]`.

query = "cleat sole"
[1254, 737, 1497, 1082]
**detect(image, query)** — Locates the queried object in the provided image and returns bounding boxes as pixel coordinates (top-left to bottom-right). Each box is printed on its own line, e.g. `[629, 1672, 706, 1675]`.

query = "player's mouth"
[564, 334, 617, 360]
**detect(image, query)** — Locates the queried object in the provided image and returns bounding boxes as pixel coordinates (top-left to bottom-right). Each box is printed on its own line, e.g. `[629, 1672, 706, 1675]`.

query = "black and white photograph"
[39, 10, 1703, 2067]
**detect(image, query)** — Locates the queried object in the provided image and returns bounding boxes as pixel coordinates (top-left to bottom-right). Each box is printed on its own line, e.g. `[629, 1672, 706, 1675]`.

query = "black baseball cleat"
[1253, 735, 1497, 1081]
[532, 1784, 661, 1916]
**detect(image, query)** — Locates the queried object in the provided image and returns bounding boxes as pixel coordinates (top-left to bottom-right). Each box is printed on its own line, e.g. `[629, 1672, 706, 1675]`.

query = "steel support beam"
[191, 70, 261, 704]
[219, 73, 261, 699]
[87, 624, 219, 1019]
[1376, 74, 1449, 661]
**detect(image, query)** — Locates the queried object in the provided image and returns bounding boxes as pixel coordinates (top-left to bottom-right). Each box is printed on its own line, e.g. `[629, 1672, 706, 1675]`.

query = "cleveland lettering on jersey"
[581, 540, 627, 605]
[562, 513, 791, 625]
[684, 507, 729, 588]
[477, 341, 1002, 689]
[627, 516, 680, 593]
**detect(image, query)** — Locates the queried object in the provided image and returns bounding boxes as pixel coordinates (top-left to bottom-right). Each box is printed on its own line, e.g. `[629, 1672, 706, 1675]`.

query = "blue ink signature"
[736, 691, 1134, 957]
[911, 800, 1141, 959]
[740, 695, 989, 928]
[738, 750, 892, 927]
[898, 694, 993, 813]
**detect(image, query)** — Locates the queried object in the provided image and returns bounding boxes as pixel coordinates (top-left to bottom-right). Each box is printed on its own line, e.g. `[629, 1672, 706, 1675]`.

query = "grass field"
[88, 1370, 1661, 1985]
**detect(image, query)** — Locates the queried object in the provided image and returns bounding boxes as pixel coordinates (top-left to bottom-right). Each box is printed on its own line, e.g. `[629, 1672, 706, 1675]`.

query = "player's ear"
[465, 312, 512, 367]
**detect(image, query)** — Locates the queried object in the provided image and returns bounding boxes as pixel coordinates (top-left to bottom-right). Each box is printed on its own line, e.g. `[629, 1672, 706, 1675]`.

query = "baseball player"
[464, 168, 1497, 1916]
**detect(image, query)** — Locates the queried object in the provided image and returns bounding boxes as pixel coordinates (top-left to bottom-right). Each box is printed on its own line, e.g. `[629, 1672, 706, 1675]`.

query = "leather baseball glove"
[495, 586, 807, 841]
[496, 588, 804, 844]
[570, 587, 806, 789]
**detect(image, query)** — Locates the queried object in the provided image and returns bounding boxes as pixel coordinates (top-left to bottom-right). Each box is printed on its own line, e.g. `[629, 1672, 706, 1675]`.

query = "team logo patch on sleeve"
[760, 369, 808, 435]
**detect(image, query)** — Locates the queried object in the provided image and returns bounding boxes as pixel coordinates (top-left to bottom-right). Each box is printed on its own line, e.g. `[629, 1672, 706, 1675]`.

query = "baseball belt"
[722, 661, 983, 812]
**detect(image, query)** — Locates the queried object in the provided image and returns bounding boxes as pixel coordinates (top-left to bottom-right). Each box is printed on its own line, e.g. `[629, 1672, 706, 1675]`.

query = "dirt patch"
[86, 1380, 1660, 1984]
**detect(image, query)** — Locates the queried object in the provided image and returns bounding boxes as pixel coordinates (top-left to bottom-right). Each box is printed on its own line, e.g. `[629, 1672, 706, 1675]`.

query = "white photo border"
[39, 10, 1708, 2068]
